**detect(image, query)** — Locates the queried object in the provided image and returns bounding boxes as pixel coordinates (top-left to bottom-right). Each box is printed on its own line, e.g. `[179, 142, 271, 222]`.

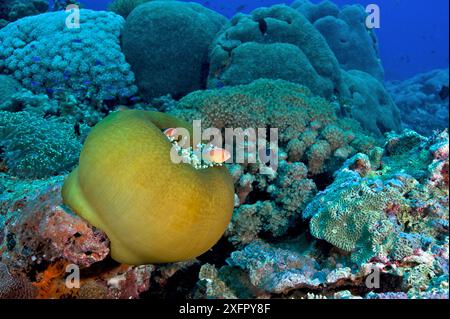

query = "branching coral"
[0, 111, 81, 178]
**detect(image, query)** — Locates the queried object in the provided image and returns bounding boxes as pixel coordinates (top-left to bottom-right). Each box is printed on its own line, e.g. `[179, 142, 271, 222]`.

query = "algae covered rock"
[123, 0, 227, 100]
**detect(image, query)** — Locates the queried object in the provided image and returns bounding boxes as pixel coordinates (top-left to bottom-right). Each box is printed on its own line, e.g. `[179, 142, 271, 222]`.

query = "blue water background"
[77, 0, 449, 80]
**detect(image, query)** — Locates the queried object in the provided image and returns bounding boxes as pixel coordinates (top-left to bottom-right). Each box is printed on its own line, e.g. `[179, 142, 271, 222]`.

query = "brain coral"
[292, 0, 384, 81]
[0, 9, 137, 104]
[0, 111, 81, 178]
[207, 4, 344, 99]
[122, 0, 227, 100]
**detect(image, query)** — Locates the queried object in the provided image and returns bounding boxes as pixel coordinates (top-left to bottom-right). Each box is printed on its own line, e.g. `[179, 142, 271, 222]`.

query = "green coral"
[173, 79, 334, 143]
[303, 153, 414, 264]
[0, 111, 81, 178]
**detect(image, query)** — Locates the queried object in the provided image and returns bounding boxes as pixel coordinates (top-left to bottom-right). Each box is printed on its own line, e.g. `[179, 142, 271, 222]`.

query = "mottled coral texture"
[304, 129, 449, 265]
[0, 10, 137, 103]
[208, 5, 344, 99]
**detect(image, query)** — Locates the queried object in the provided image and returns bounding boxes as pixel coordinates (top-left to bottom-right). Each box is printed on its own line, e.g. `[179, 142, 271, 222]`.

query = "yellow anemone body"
[62, 110, 234, 265]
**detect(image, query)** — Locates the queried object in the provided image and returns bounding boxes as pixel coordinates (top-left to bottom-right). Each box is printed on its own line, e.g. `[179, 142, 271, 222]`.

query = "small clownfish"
[163, 128, 178, 139]
[203, 148, 231, 164]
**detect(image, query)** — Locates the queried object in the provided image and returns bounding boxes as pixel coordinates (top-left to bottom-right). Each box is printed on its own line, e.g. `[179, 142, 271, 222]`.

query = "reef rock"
[0, 0, 49, 25]
[122, 0, 227, 100]
[342, 70, 401, 136]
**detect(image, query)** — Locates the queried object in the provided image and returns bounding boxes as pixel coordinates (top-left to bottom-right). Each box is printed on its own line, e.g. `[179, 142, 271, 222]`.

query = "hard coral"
[0, 111, 81, 178]
[208, 5, 344, 99]
[303, 129, 449, 265]
[293, 0, 384, 81]
[387, 68, 449, 136]
[122, 0, 226, 100]
[0, 10, 137, 104]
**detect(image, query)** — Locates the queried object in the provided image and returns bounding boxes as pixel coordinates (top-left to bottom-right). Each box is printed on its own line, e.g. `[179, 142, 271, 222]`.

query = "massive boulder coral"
[122, 0, 227, 100]
[292, 0, 384, 81]
[0, 111, 81, 178]
[206, 4, 400, 137]
[342, 70, 401, 136]
[207, 5, 344, 99]
[387, 68, 449, 136]
[0, 10, 137, 104]
[303, 129, 449, 265]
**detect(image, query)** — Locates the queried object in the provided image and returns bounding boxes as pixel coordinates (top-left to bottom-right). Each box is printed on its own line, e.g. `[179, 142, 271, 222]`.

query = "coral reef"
[0, 10, 137, 104]
[108, 0, 172, 18]
[0, 175, 154, 299]
[122, 0, 227, 100]
[206, 4, 400, 136]
[0, 111, 82, 178]
[303, 129, 449, 265]
[173, 79, 378, 174]
[227, 161, 317, 246]
[387, 68, 449, 136]
[207, 5, 344, 99]
[292, 0, 384, 81]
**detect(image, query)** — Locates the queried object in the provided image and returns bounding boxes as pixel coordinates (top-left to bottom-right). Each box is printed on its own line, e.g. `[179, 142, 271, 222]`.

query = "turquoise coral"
[0, 10, 137, 104]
